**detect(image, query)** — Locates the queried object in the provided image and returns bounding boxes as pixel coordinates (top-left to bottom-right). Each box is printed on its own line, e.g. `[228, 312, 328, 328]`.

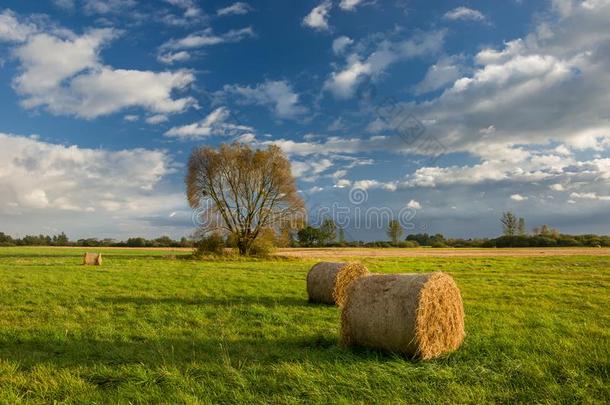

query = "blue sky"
[1, 0, 610, 241]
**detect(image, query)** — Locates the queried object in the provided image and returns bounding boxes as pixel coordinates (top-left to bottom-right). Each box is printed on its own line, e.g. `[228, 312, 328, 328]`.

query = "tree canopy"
[186, 142, 304, 255]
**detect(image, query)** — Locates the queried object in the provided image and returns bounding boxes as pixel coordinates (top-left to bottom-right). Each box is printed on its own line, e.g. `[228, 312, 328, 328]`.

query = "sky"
[1, 0, 610, 241]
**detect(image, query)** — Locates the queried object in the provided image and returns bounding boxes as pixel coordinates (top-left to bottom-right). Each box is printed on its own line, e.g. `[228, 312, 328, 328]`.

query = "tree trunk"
[237, 238, 251, 256]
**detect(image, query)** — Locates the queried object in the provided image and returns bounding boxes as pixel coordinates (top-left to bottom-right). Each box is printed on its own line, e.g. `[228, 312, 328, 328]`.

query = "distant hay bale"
[341, 272, 465, 360]
[307, 262, 370, 306]
[83, 253, 102, 266]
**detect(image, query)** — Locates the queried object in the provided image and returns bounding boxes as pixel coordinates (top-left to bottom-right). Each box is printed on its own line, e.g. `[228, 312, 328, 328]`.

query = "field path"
[275, 247, 610, 258]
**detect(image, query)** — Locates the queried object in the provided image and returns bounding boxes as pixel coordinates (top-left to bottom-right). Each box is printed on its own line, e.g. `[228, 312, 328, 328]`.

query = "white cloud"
[53, 0, 76, 10]
[335, 179, 352, 188]
[324, 30, 445, 98]
[157, 50, 191, 64]
[396, 2, 610, 157]
[84, 0, 137, 15]
[308, 186, 324, 193]
[444, 7, 486, 22]
[161, 27, 255, 50]
[158, 0, 206, 27]
[164, 0, 202, 18]
[550, 183, 565, 191]
[303, 1, 332, 32]
[217, 2, 253, 16]
[291, 158, 333, 181]
[164, 107, 253, 139]
[353, 179, 398, 192]
[339, 0, 363, 11]
[510, 194, 528, 201]
[221, 80, 307, 119]
[415, 55, 464, 94]
[332, 35, 353, 55]
[0, 10, 37, 42]
[0, 133, 177, 215]
[4, 15, 197, 119]
[570, 192, 610, 201]
[407, 199, 422, 209]
[145, 114, 169, 125]
[124, 114, 139, 122]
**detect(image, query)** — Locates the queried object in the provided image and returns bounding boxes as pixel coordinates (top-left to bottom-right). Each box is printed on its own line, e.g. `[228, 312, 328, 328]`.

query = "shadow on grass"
[0, 333, 406, 374]
[97, 295, 321, 308]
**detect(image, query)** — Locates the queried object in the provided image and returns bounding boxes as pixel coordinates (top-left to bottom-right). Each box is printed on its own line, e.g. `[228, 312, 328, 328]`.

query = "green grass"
[0, 247, 609, 404]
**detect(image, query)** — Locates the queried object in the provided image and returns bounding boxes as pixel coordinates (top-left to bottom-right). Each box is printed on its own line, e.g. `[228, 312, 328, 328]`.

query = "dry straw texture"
[83, 253, 102, 266]
[341, 272, 465, 360]
[307, 262, 370, 305]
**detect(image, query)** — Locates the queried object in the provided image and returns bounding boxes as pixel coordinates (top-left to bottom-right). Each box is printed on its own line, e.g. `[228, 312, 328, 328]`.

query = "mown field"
[0, 247, 609, 404]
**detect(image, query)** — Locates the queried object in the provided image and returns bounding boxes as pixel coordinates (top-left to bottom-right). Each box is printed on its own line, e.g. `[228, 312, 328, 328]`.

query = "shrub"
[395, 240, 419, 248]
[248, 238, 275, 257]
[194, 233, 225, 257]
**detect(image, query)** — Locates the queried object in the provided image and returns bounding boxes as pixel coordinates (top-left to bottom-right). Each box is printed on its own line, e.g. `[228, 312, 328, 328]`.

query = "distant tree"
[517, 217, 526, 236]
[533, 224, 559, 238]
[338, 227, 346, 244]
[154, 236, 174, 247]
[126, 237, 146, 248]
[297, 226, 321, 247]
[387, 219, 404, 245]
[406, 233, 446, 247]
[186, 142, 305, 255]
[275, 220, 296, 247]
[318, 218, 337, 245]
[501, 212, 519, 236]
[0, 232, 14, 246]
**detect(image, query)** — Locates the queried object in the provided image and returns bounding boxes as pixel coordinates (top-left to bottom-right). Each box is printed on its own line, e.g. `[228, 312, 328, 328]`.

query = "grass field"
[0, 247, 609, 403]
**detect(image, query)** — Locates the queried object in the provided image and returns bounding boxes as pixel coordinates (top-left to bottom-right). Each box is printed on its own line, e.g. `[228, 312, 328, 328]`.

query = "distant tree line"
[2, 211, 610, 250]
[0, 232, 194, 248]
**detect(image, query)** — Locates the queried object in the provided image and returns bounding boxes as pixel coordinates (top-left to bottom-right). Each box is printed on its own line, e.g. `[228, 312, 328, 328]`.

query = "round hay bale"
[307, 262, 369, 305]
[83, 253, 102, 266]
[341, 272, 464, 360]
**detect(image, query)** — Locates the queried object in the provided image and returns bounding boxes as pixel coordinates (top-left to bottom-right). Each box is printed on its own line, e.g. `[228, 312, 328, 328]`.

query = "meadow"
[0, 247, 608, 403]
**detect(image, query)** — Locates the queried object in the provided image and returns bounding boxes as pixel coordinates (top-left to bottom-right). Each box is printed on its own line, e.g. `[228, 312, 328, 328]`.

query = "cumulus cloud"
[570, 192, 610, 201]
[291, 158, 333, 181]
[164, 107, 253, 139]
[407, 199, 422, 209]
[217, 2, 253, 16]
[0, 133, 178, 215]
[339, 0, 363, 11]
[324, 30, 446, 98]
[510, 194, 528, 201]
[550, 183, 566, 191]
[353, 179, 398, 192]
[389, 0, 610, 160]
[443, 7, 486, 22]
[2, 12, 196, 119]
[220, 80, 307, 119]
[414, 55, 464, 94]
[332, 35, 353, 55]
[303, 1, 332, 31]
[0, 10, 37, 42]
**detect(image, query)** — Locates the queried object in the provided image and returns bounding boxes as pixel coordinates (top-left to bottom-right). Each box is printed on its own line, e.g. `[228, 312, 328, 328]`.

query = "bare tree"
[186, 142, 305, 255]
